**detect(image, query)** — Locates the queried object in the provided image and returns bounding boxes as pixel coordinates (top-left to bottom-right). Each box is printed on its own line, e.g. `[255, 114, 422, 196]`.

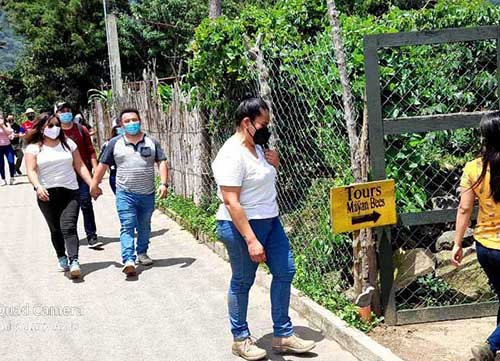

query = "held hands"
[248, 239, 266, 263]
[265, 149, 279, 168]
[158, 184, 168, 199]
[451, 244, 464, 267]
[90, 185, 103, 200]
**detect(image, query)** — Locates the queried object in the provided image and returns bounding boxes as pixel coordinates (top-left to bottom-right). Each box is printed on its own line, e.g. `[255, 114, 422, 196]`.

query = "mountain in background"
[0, 10, 24, 72]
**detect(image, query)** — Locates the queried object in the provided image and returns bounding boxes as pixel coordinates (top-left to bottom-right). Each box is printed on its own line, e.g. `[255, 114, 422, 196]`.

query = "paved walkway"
[0, 176, 357, 361]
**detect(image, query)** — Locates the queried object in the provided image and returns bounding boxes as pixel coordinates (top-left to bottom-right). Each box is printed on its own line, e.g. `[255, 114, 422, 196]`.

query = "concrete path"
[0, 176, 357, 361]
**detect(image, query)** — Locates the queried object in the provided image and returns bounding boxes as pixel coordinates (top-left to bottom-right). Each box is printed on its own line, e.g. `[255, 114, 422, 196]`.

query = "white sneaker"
[122, 260, 136, 276]
[69, 260, 81, 279]
[9, 178, 15, 185]
[1, 180, 6, 186]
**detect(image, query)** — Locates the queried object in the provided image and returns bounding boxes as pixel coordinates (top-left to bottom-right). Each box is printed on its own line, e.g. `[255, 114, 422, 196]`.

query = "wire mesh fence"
[88, 29, 500, 322]
[378, 38, 499, 312]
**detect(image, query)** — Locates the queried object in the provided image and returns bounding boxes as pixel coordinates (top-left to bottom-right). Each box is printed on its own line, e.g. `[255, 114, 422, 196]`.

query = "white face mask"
[43, 126, 61, 140]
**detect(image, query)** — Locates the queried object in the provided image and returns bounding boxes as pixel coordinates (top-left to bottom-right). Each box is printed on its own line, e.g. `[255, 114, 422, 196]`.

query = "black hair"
[235, 93, 269, 127]
[110, 125, 120, 139]
[119, 108, 141, 121]
[26, 113, 71, 151]
[472, 111, 500, 202]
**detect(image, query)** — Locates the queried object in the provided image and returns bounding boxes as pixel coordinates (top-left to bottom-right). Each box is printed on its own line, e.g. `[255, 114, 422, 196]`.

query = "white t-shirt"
[25, 139, 79, 190]
[212, 135, 279, 221]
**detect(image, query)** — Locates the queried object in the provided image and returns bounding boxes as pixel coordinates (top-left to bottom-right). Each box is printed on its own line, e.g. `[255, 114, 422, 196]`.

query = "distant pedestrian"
[0, 114, 16, 186]
[212, 96, 315, 361]
[99, 125, 121, 194]
[25, 113, 102, 278]
[453, 111, 500, 361]
[20, 108, 37, 138]
[90, 108, 169, 277]
[6, 114, 24, 175]
[55, 101, 102, 249]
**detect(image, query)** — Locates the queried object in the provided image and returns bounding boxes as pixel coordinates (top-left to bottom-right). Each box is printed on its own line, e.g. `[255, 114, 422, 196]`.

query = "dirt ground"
[370, 316, 500, 361]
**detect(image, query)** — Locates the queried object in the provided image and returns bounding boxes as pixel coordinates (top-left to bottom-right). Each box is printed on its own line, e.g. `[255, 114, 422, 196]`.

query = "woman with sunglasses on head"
[25, 113, 102, 278]
[212, 96, 315, 361]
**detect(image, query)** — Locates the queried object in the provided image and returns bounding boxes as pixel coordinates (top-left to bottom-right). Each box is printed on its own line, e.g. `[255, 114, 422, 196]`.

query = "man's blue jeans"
[78, 179, 97, 240]
[116, 190, 155, 263]
[476, 241, 500, 353]
[217, 217, 295, 340]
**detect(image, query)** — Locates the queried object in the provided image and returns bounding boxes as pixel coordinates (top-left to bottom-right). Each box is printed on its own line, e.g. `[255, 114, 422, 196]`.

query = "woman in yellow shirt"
[453, 111, 500, 361]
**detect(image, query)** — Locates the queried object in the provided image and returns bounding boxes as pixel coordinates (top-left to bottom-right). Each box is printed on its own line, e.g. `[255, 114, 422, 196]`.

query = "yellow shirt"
[460, 158, 500, 250]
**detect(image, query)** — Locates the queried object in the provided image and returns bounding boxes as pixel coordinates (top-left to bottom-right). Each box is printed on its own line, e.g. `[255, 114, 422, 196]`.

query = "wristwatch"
[160, 182, 168, 188]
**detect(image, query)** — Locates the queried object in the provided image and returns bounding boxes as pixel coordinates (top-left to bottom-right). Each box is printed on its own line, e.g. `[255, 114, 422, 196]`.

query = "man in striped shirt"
[91, 108, 169, 276]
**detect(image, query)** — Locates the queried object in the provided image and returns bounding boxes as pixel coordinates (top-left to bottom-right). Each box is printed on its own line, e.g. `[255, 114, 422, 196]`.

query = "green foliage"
[189, 0, 498, 213]
[0, 0, 128, 109]
[158, 83, 173, 109]
[118, 0, 278, 79]
[87, 89, 113, 105]
[156, 188, 218, 241]
[415, 274, 454, 307]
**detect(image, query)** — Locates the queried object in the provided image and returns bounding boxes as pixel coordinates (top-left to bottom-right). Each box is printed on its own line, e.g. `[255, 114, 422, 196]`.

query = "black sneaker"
[16, 170, 22, 176]
[87, 236, 104, 249]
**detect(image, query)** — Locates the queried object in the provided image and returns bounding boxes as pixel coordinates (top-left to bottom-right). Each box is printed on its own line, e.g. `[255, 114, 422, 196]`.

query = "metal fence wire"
[90, 26, 500, 324]
[377, 37, 499, 314]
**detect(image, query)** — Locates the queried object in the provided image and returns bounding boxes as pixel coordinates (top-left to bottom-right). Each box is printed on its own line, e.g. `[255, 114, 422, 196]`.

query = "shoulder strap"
[76, 123, 90, 145]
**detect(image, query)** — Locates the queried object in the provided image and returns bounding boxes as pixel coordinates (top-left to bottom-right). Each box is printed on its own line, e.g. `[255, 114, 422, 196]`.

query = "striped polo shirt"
[100, 133, 166, 195]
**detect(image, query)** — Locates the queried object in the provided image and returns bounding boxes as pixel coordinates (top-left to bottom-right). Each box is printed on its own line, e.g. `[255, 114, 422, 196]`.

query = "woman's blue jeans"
[217, 217, 295, 340]
[0, 145, 15, 179]
[476, 241, 500, 353]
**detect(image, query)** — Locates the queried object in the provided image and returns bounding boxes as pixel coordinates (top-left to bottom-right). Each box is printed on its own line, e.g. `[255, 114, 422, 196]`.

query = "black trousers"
[12, 145, 23, 173]
[37, 188, 80, 261]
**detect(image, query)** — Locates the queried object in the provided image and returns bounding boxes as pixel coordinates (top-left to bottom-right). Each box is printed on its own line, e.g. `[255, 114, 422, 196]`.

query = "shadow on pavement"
[71, 260, 123, 281]
[256, 326, 324, 360]
[123, 257, 197, 282]
[79, 228, 169, 246]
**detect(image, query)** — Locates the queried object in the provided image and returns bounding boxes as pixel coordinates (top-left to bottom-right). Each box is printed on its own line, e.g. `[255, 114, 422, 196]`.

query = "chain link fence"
[88, 29, 499, 323]
[378, 39, 498, 312]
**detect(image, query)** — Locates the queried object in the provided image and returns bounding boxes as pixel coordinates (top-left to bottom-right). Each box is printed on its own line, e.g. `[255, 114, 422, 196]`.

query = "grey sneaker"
[122, 260, 136, 276]
[272, 334, 316, 354]
[232, 337, 267, 361]
[471, 342, 495, 361]
[69, 260, 81, 279]
[137, 253, 154, 266]
[9, 178, 15, 185]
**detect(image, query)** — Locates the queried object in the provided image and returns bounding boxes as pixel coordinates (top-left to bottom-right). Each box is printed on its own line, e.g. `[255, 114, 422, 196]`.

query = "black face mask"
[27, 115, 35, 121]
[249, 122, 271, 147]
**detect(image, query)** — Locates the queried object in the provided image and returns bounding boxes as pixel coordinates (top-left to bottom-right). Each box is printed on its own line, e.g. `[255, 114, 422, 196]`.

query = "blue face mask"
[117, 127, 124, 135]
[59, 112, 73, 123]
[124, 121, 141, 135]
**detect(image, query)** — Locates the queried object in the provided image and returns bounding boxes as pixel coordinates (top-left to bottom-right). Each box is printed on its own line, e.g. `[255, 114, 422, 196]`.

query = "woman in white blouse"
[25, 113, 101, 278]
[212, 96, 315, 360]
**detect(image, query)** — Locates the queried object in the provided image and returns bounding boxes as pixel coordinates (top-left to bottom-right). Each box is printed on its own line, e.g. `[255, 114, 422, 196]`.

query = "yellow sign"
[330, 179, 397, 233]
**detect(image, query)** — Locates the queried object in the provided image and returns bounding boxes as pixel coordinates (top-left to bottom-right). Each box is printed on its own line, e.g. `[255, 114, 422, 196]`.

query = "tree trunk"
[327, 0, 380, 313]
[209, 0, 221, 19]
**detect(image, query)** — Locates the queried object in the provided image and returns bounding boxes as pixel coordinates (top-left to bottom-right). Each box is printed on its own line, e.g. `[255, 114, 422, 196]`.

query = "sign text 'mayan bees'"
[330, 179, 397, 233]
